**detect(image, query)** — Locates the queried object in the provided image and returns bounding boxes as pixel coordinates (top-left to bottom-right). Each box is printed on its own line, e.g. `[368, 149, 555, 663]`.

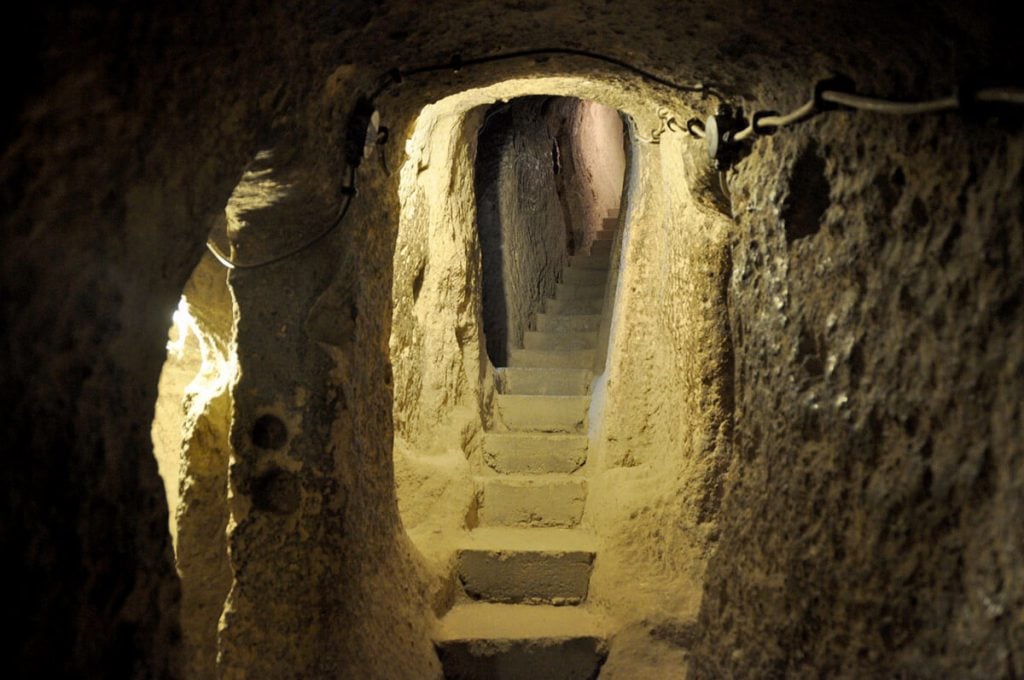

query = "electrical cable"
[371, 48, 723, 101]
[729, 85, 1023, 144]
[733, 99, 816, 141]
[205, 166, 357, 270]
[976, 87, 1024, 105]
[821, 90, 957, 114]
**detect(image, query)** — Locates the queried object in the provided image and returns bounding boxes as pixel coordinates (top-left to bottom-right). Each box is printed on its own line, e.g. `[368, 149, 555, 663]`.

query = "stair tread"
[498, 367, 592, 375]
[535, 313, 602, 333]
[508, 348, 594, 368]
[483, 431, 589, 445]
[544, 298, 603, 314]
[437, 603, 608, 642]
[476, 472, 584, 483]
[496, 394, 590, 403]
[482, 432, 589, 475]
[522, 330, 597, 351]
[461, 527, 596, 553]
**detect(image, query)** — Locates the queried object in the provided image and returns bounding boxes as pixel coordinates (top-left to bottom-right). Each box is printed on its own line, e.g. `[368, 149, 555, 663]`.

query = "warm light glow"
[166, 297, 194, 359]
[166, 295, 236, 396]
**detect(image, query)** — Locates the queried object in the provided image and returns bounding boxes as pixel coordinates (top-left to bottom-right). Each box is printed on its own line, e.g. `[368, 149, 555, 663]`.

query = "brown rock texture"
[692, 113, 1024, 679]
[476, 97, 569, 366]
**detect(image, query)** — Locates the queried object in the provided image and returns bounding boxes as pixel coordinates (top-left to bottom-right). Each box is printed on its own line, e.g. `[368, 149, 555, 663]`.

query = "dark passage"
[474, 96, 626, 367]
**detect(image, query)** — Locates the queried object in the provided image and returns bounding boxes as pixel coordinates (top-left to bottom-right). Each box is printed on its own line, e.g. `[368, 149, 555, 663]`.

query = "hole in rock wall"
[782, 141, 831, 242]
[250, 468, 301, 514]
[250, 414, 289, 450]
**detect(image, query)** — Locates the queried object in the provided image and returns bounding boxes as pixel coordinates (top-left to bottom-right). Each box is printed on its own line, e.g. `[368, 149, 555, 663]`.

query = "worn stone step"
[478, 475, 586, 528]
[593, 229, 616, 241]
[456, 528, 596, 604]
[483, 432, 588, 474]
[569, 254, 610, 270]
[436, 603, 608, 680]
[523, 331, 597, 351]
[555, 283, 606, 301]
[562, 267, 608, 285]
[544, 296, 603, 315]
[496, 367, 591, 396]
[589, 240, 612, 256]
[495, 394, 589, 433]
[535, 313, 602, 333]
[508, 348, 594, 369]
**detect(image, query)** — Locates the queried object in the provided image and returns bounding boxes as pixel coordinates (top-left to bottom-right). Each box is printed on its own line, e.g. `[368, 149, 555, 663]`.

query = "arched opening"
[389, 75, 733, 676]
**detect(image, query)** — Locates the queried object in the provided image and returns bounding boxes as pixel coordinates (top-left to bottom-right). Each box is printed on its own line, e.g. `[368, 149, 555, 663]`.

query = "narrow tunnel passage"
[441, 95, 628, 676]
[389, 79, 732, 678]
[475, 96, 626, 367]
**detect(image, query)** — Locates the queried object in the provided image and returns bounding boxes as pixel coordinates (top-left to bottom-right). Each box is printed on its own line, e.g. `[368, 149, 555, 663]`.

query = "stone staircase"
[435, 223, 618, 680]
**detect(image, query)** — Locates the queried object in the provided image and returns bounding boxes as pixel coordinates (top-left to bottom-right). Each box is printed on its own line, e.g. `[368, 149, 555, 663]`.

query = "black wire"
[206, 166, 357, 270]
[371, 48, 724, 101]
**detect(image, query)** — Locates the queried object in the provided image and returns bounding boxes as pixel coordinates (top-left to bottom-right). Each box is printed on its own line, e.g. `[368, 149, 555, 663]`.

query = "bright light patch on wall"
[167, 297, 194, 359]
[165, 296, 236, 394]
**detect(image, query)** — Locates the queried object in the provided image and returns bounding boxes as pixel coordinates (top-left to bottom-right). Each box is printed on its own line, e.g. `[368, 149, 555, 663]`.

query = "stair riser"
[544, 297, 603, 315]
[589, 241, 613, 256]
[568, 255, 610, 270]
[523, 331, 597, 351]
[535, 313, 601, 333]
[483, 434, 588, 474]
[562, 268, 608, 285]
[496, 367, 591, 395]
[437, 638, 607, 680]
[555, 283, 606, 301]
[592, 230, 615, 241]
[508, 349, 594, 368]
[458, 550, 594, 604]
[495, 395, 589, 433]
[479, 479, 586, 528]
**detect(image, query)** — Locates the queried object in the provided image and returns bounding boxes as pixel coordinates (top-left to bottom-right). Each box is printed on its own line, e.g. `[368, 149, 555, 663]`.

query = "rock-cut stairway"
[435, 223, 618, 680]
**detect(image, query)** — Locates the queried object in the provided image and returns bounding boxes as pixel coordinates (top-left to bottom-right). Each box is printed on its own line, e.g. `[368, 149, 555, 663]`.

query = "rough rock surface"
[692, 112, 1024, 679]
[3, 2, 1022, 678]
[475, 97, 569, 367]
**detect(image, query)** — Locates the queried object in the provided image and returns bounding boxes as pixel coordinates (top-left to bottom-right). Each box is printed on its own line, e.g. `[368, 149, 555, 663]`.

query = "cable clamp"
[813, 75, 856, 112]
[751, 110, 780, 136]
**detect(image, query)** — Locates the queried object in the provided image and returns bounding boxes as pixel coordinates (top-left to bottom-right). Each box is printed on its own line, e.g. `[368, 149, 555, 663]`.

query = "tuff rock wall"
[475, 97, 569, 367]
[547, 98, 627, 253]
